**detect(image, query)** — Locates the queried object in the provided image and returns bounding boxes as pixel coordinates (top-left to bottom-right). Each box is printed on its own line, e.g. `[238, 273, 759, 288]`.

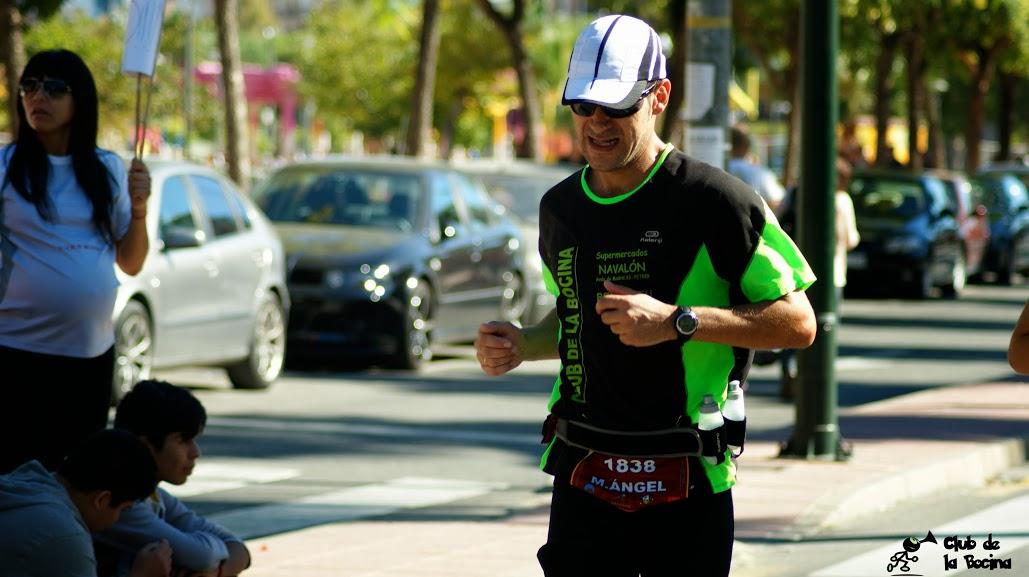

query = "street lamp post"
[780, 0, 849, 461]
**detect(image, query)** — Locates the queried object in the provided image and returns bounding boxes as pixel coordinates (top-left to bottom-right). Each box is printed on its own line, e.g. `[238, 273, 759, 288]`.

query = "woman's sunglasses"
[569, 82, 659, 119]
[18, 78, 73, 99]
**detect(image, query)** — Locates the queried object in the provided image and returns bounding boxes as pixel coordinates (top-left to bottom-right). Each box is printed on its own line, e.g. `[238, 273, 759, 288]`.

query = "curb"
[794, 437, 1026, 534]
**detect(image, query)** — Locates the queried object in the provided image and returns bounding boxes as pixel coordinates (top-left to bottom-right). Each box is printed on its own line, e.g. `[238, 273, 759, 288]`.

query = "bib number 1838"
[602, 457, 657, 473]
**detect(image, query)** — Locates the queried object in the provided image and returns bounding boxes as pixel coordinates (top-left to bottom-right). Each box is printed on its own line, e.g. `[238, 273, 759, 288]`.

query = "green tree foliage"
[24, 9, 221, 152]
[290, 0, 418, 150]
[939, 0, 1028, 168]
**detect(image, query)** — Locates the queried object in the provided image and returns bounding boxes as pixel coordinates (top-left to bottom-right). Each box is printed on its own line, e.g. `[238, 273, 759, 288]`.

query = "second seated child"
[96, 380, 251, 577]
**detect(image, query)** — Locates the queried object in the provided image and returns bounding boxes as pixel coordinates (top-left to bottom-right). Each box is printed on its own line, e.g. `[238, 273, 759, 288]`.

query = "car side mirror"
[161, 228, 204, 250]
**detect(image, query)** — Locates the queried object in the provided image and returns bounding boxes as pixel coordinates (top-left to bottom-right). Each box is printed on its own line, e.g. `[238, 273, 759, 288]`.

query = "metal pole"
[780, 0, 848, 460]
[686, 0, 731, 170]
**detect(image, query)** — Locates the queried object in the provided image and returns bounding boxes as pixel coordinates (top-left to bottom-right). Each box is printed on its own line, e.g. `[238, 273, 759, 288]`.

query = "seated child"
[96, 380, 251, 577]
[0, 429, 171, 577]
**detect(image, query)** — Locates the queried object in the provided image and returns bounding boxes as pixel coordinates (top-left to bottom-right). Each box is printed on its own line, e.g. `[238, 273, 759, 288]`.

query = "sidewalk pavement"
[240, 381, 1029, 577]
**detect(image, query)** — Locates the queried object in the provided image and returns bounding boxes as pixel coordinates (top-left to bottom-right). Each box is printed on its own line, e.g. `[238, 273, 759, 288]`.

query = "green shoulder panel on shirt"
[742, 205, 816, 303]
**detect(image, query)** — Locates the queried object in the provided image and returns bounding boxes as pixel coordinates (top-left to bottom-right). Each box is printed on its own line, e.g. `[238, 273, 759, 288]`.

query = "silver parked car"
[111, 160, 290, 400]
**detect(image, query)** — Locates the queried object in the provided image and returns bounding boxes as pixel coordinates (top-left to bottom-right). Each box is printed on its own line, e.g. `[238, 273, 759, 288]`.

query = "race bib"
[569, 451, 689, 512]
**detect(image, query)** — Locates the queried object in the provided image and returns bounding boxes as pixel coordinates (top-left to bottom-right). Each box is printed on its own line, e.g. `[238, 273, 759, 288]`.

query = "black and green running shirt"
[539, 146, 815, 493]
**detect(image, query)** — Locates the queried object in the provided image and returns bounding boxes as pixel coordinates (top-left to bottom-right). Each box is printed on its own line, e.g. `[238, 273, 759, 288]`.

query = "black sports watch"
[673, 306, 699, 343]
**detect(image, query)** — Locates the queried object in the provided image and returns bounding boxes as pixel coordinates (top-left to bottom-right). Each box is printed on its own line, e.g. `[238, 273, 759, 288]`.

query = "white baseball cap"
[561, 15, 667, 109]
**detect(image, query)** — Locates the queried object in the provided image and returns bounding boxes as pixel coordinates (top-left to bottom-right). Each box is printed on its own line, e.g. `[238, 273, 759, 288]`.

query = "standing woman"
[0, 49, 151, 473]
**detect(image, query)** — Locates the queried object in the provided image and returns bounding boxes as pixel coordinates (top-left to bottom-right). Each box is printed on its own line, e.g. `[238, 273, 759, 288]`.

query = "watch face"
[676, 308, 697, 335]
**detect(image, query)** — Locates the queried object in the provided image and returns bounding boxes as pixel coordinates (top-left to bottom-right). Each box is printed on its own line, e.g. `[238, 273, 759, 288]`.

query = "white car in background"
[112, 160, 289, 400]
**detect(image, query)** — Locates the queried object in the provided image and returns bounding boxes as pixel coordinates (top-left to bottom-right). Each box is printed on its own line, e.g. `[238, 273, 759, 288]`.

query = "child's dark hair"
[58, 429, 157, 506]
[114, 380, 207, 451]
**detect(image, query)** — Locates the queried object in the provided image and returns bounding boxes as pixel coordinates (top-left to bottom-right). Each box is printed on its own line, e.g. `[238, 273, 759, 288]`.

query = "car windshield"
[476, 173, 563, 224]
[850, 177, 926, 221]
[253, 167, 421, 232]
[972, 175, 1029, 215]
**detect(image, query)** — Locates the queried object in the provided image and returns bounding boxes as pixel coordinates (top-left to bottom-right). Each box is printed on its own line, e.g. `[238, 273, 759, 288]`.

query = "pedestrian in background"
[474, 15, 816, 576]
[0, 49, 152, 473]
[780, 156, 860, 399]
[0, 429, 171, 577]
[1008, 301, 1029, 374]
[728, 123, 787, 216]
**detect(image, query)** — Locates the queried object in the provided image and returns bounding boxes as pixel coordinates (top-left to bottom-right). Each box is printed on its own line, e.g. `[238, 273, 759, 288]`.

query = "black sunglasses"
[18, 78, 73, 99]
[569, 82, 659, 119]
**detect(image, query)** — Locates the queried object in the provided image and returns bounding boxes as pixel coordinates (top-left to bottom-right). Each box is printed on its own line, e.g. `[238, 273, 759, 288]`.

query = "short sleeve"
[740, 203, 816, 302]
[702, 170, 815, 304]
[100, 151, 131, 240]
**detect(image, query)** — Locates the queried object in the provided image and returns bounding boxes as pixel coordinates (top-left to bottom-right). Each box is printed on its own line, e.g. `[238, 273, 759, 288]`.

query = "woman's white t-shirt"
[0, 147, 131, 358]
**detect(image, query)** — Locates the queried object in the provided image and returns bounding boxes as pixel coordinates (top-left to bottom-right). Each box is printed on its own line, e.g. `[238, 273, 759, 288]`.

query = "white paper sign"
[121, 0, 166, 76]
[686, 63, 716, 121]
[686, 126, 726, 170]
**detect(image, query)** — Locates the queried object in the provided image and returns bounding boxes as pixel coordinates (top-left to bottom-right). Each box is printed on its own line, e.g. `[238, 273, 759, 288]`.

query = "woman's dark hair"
[115, 380, 208, 451]
[58, 429, 157, 506]
[3, 49, 116, 243]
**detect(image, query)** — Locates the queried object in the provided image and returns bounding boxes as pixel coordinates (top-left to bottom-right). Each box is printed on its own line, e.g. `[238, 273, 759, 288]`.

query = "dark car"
[455, 160, 577, 324]
[250, 157, 528, 369]
[846, 171, 964, 298]
[970, 172, 1029, 284]
[927, 170, 990, 281]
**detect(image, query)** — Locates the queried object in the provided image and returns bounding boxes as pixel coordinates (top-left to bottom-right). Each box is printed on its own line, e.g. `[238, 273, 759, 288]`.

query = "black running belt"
[555, 418, 705, 458]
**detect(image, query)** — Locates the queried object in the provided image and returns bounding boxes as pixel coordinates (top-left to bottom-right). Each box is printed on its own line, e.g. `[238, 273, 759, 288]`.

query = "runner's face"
[573, 96, 653, 172]
[572, 80, 668, 174]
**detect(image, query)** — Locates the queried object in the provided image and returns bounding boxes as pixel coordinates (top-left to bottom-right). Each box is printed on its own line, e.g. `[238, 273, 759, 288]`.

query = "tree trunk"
[475, 0, 543, 162]
[406, 0, 441, 158]
[660, 0, 688, 147]
[996, 72, 1016, 163]
[873, 33, 899, 167]
[214, 0, 251, 189]
[1, 1, 25, 138]
[783, 58, 801, 187]
[440, 89, 466, 160]
[964, 46, 1002, 172]
[905, 33, 924, 170]
[923, 82, 945, 169]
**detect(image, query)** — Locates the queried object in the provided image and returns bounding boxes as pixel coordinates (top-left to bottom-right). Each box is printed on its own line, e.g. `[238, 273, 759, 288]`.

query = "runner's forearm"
[520, 308, 561, 361]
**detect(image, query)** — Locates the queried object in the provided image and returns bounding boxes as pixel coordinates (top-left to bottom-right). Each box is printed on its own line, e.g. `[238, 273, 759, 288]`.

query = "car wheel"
[227, 292, 286, 390]
[386, 280, 433, 370]
[997, 236, 1026, 285]
[906, 266, 933, 300]
[113, 300, 153, 403]
[940, 254, 966, 298]
[500, 271, 529, 325]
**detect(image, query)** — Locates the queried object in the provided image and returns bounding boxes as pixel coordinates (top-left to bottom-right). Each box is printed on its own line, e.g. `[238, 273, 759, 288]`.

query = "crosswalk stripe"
[162, 460, 301, 498]
[810, 494, 1029, 577]
[207, 477, 508, 539]
[208, 416, 540, 446]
